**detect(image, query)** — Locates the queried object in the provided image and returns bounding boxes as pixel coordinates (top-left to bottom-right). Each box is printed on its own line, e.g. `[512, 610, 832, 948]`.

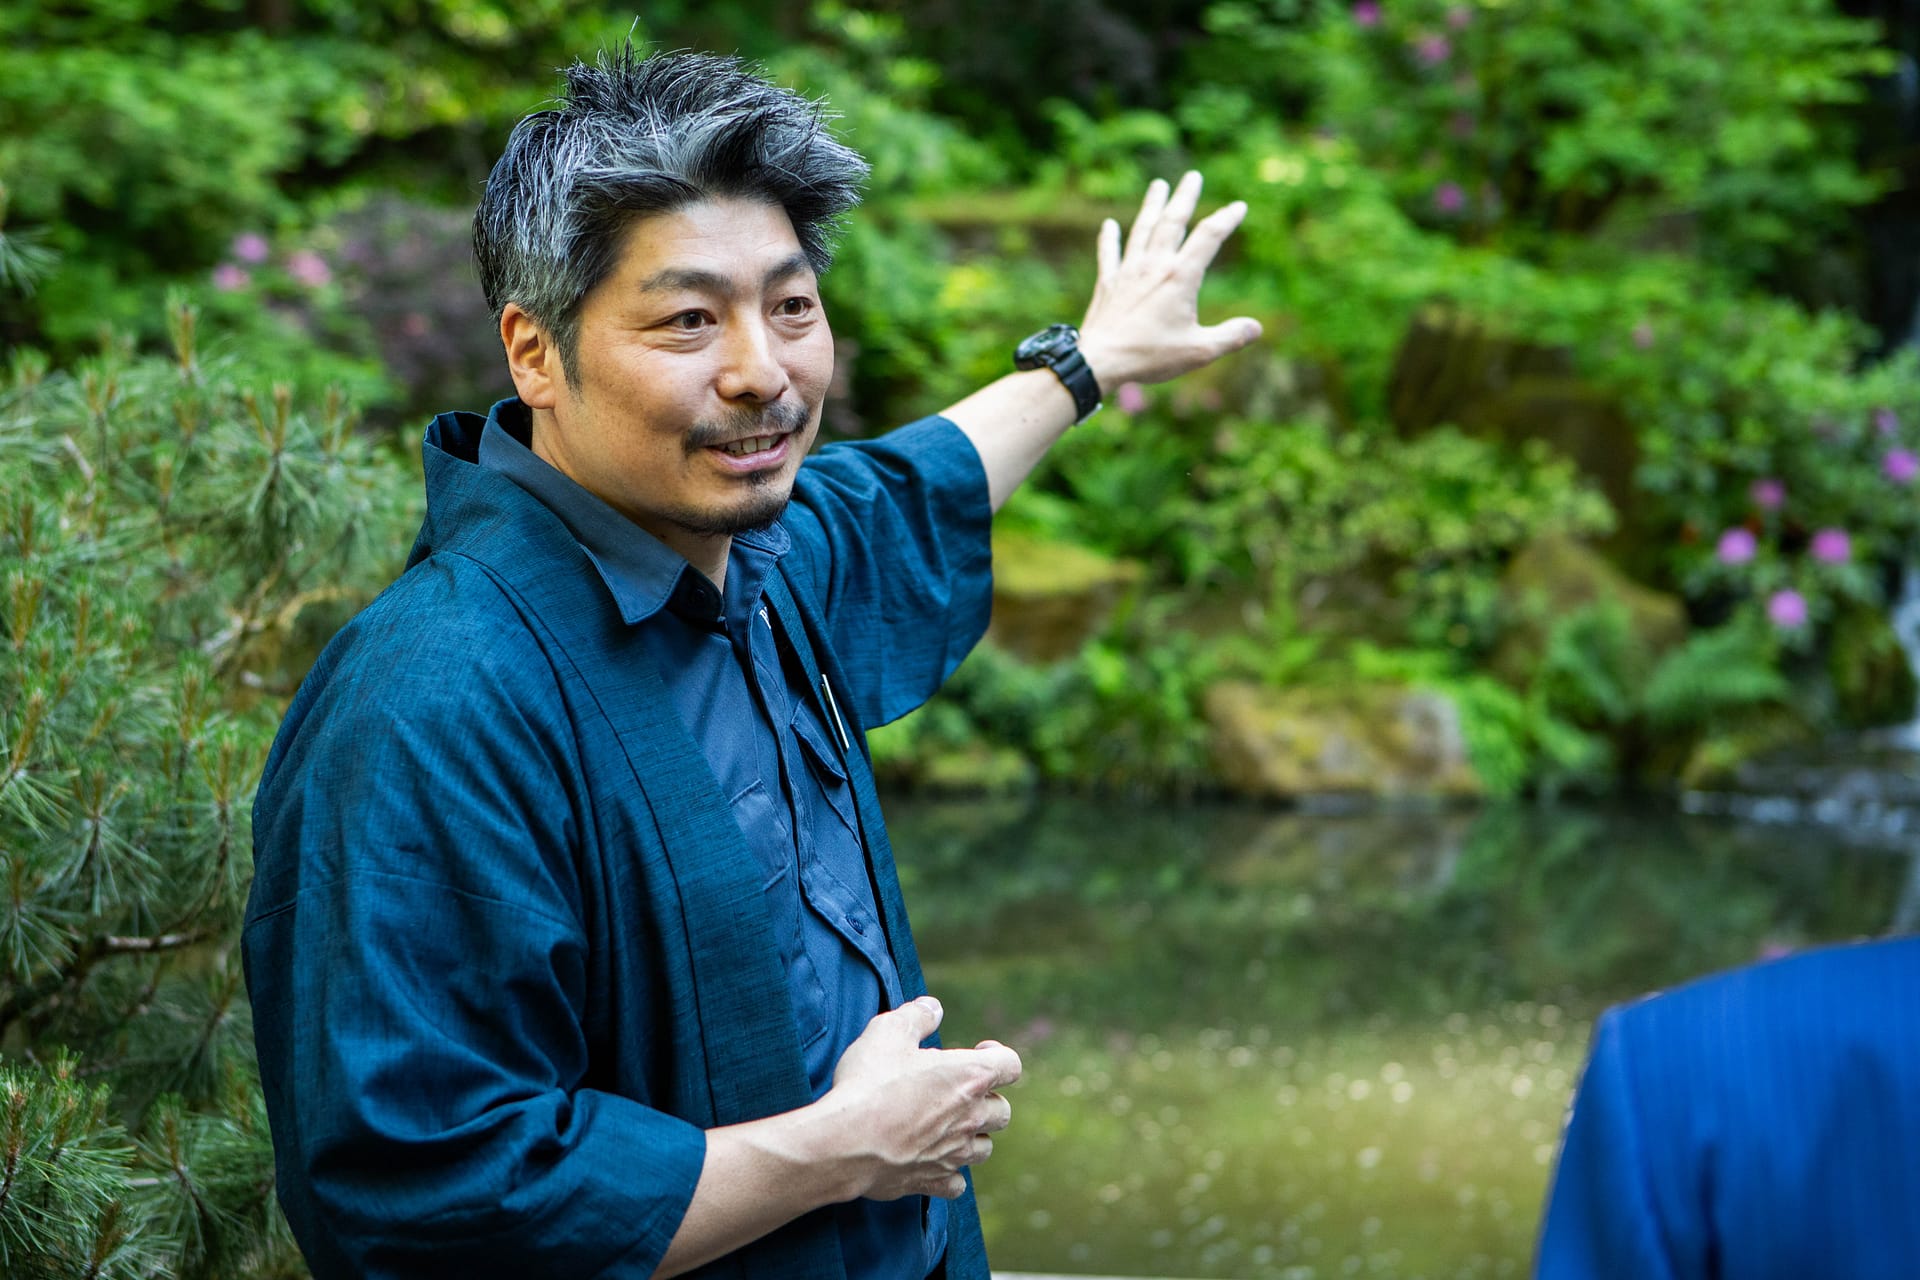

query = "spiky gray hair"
[473, 46, 869, 379]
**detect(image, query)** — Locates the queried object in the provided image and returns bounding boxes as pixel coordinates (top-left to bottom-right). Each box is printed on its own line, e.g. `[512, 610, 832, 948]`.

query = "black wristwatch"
[1014, 323, 1103, 425]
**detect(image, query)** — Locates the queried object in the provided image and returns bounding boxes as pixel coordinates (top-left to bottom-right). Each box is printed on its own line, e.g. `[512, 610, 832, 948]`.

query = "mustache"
[684, 401, 810, 453]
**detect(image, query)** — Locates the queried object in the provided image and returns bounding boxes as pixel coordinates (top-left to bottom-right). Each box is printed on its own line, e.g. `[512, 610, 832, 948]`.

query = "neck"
[678, 536, 731, 594]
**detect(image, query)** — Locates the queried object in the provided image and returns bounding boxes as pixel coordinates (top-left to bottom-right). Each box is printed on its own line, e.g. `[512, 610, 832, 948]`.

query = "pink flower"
[1810, 528, 1851, 564]
[1876, 407, 1901, 437]
[1446, 5, 1472, 29]
[1415, 33, 1452, 65]
[1631, 321, 1655, 350]
[1716, 528, 1757, 565]
[231, 232, 270, 265]
[211, 263, 250, 292]
[1749, 477, 1785, 511]
[1353, 1, 1383, 27]
[1116, 381, 1148, 414]
[286, 249, 332, 289]
[1767, 589, 1808, 630]
[1433, 181, 1467, 214]
[1885, 448, 1920, 484]
[402, 311, 432, 337]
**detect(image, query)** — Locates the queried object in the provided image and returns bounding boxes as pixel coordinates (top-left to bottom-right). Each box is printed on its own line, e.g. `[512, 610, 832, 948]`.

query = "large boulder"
[987, 530, 1143, 664]
[1386, 303, 1638, 519]
[1202, 681, 1483, 803]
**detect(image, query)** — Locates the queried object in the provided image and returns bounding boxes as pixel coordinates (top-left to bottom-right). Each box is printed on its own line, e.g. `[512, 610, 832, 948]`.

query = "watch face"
[1016, 323, 1080, 367]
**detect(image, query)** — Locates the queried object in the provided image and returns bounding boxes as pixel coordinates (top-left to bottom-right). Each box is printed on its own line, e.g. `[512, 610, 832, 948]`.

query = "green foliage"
[874, 621, 1230, 797]
[0, 308, 418, 1275]
[1521, 604, 1792, 790]
[1209, 0, 1891, 278]
[0, 0, 635, 361]
[1193, 419, 1615, 651]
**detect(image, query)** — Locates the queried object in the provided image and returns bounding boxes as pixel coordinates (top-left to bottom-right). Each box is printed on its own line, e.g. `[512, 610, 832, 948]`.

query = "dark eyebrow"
[638, 252, 815, 298]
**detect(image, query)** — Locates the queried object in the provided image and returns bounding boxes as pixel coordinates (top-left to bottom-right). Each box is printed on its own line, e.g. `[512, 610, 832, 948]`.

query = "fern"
[1643, 623, 1791, 732]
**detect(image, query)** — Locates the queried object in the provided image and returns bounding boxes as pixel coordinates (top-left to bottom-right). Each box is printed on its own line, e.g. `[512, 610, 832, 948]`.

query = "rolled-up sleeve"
[781, 416, 994, 728]
[244, 564, 704, 1279]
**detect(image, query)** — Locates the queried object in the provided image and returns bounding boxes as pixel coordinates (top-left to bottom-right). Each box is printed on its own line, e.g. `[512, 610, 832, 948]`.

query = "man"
[1535, 935, 1920, 1278]
[243, 45, 1259, 1280]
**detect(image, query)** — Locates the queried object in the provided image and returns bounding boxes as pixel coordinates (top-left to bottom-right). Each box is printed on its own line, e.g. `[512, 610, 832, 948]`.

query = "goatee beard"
[671, 401, 812, 537]
[667, 479, 792, 538]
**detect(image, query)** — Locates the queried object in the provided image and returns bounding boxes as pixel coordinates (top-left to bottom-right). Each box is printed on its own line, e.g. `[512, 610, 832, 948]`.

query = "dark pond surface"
[887, 796, 1918, 1279]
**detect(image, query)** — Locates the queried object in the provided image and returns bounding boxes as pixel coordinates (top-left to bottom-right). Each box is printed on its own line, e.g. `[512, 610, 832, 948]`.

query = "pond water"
[887, 796, 1918, 1279]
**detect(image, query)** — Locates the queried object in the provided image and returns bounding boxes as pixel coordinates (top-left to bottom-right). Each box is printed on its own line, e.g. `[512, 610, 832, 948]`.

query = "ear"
[500, 303, 564, 410]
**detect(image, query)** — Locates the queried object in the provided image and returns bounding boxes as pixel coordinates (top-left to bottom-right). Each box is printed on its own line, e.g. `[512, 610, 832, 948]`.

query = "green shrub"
[0, 308, 417, 1276]
[1208, 0, 1890, 278]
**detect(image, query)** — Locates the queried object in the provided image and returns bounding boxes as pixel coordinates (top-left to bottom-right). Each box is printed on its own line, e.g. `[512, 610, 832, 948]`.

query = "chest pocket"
[789, 702, 862, 846]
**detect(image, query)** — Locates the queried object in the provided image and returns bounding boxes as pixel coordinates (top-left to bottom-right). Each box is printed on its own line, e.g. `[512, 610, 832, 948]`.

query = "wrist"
[775, 1094, 872, 1204]
[1013, 323, 1102, 424]
[1073, 336, 1117, 399]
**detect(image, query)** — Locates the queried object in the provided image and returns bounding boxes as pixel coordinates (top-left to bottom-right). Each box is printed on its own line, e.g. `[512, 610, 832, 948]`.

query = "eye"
[667, 310, 710, 331]
[776, 296, 814, 318]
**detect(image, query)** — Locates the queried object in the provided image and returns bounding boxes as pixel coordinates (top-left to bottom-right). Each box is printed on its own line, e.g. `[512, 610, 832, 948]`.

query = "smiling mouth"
[715, 433, 788, 457]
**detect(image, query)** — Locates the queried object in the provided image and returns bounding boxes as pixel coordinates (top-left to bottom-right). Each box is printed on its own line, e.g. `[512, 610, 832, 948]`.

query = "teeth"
[721, 435, 779, 457]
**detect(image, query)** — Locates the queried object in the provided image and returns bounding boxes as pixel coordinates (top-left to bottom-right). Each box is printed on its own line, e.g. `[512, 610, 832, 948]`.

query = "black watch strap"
[1045, 346, 1103, 425]
[1014, 323, 1103, 424]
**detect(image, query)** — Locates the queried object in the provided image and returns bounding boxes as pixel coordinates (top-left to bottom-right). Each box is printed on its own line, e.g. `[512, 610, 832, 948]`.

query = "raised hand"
[1077, 169, 1263, 392]
[820, 996, 1021, 1201]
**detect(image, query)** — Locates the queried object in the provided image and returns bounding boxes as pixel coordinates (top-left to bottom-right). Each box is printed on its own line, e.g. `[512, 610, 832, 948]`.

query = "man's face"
[532, 197, 833, 551]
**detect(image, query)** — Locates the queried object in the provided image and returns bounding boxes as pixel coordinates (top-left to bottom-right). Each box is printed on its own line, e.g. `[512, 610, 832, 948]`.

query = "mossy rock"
[1828, 604, 1918, 730]
[988, 530, 1144, 664]
[917, 744, 1038, 795]
[1680, 707, 1819, 790]
[1202, 681, 1483, 802]
[1494, 536, 1688, 687]
[1387, 302, 1574, 436]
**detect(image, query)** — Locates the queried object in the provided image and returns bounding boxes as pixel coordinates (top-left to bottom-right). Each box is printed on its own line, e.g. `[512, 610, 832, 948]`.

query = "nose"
[716, 317, 790, 405]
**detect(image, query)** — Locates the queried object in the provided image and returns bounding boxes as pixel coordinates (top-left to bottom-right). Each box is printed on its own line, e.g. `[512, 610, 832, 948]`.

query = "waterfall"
[1889, 564, 1920, 751]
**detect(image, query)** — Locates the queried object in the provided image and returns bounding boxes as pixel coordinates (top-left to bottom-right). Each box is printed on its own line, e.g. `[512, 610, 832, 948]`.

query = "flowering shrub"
[1587, 284, 1920, 638]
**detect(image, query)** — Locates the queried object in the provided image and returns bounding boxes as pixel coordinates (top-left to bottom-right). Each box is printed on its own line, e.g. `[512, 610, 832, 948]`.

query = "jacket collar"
[416, 398, 790, 627]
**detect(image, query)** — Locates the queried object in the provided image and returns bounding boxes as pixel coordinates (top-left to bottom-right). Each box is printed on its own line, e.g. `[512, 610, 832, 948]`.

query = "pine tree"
[0, 303, 417, 1277]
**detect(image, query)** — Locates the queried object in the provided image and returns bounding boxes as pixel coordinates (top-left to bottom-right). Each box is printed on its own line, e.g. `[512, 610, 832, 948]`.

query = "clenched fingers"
[966, 1039, 1023, 1091]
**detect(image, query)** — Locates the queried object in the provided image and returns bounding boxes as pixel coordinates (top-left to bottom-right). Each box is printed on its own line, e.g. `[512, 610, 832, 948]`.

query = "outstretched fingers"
[1176, 199, 1249, 279]
[1123, 177, 1172, 261]
[1149, 170, 1205, 255]
[1096, 217, 1122, 284]
[1198, 314, 1264, 362]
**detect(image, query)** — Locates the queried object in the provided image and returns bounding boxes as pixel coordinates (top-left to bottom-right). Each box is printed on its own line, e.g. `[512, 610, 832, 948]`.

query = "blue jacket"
[244, 411, 994, 1279]
[1536, 936, 1920, 1279]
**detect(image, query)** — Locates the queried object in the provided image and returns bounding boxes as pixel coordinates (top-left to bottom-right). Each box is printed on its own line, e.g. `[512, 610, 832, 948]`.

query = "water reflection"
[889, 797, 1913, 1278]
